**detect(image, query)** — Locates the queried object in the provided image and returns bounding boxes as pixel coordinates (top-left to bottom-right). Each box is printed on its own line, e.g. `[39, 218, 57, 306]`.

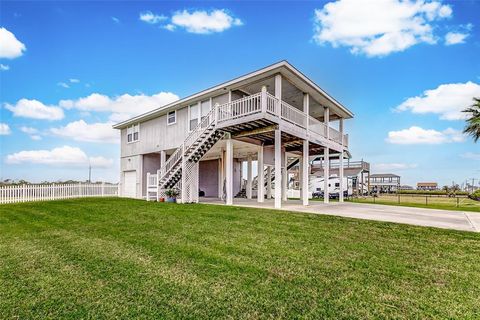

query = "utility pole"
[88, 163, 92, 183]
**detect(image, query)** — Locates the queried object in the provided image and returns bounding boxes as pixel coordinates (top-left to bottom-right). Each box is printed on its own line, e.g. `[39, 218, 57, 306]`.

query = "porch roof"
[113, 60, 354, 129]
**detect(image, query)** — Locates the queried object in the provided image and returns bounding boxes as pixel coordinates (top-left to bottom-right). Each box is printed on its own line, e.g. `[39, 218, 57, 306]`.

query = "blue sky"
[0, 0, 479, 187]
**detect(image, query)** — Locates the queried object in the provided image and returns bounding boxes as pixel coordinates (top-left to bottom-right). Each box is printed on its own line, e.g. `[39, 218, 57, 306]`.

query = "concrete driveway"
[200, 198, 480, 232]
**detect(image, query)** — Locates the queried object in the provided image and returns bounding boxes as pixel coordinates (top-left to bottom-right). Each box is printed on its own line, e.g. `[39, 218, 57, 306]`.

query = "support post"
[339, 151, 344, 202]
[324, 148, 330, 203]
[226, 138, 233, 205]
[261, 86, 267, 114]
[218, 149, 224, 198]
[339, 118, 344, 202]
[303, 93, 310, 131]
[181, 145, 187, 203]
[146, 174, 150, 201]
[324, 107, 330, 140]
[302, 140, 309, 206]
[257, 146, 264, 202]
[156, 169, 161, 201]
[160, 150, 166, 168]
[282, 152, 287, 201]
[267, 166, 272, 199]
[246, 155, 252, 199]
[275, 129, 282, 208]
[299, 157, 303, 201]
[275, 74, 282, 117]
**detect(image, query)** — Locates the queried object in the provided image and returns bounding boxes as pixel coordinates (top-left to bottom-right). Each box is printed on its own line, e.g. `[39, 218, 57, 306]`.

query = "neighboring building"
[417, 182, 438, 191]
[398, 185, 414, 191]
[369, 173, 400, 193]
[113, 61, 353, 208]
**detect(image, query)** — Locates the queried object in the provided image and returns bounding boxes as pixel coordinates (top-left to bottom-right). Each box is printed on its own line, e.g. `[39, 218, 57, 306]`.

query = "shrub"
[165, 188, 179, 198]
[469, 190, 480, 201]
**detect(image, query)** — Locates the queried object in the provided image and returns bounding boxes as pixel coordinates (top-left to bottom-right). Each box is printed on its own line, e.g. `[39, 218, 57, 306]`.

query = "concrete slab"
[199, 198, 478, 232]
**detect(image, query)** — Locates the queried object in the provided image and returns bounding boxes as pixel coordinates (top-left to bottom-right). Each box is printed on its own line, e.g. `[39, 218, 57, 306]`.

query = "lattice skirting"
[181, 160, 199, 203]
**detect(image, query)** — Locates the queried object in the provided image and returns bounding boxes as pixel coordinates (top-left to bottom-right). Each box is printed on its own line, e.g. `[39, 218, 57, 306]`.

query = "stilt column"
[246, 155, 252, 199]
[302, 140, 309, 206]
[275, 129, 282, 208]
[257, 146, 264, 202]
[226, 138, 233, 205]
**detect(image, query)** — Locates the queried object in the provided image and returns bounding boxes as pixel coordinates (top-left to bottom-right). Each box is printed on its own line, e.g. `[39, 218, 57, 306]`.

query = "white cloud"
[445, 32, 468, 45]
[57, 82, 70, 88]
[20, 126, 41, 140]
[20, 126, 38, 134]
[141, 9, 243, 34]
[372, 163, 418, 171]
[313, 0, 452, 57]
[5, 145, 113, 168]
[139, 11, 167, 24]
[0, 64, 9, 71]
[386, 126, 465, 144]
[5, 99, 64, 120]
[69, 78, 80, 83]
[30, 135, 42, 141]
[0, 123, 11, 135]
[112, 16, 120, 24]
[395, 81, 480, 120]
[461, 152, 480, 161]
[50, 120, 119, 144]
[0, 27, 26, 59]
[170, 9, 243, 34]
[162, 24, 176, 31]
[59, 91, 179, 122]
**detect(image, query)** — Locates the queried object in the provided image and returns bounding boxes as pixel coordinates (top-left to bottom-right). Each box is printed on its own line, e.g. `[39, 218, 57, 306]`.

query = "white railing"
[281, 100, 307, 128]
[217, 92, 262, 122]
[266, 94, 278, 115]
[308, 116, 327, 136]
[158, 91, 349, 188]
[185, 106, 217, 151]
[146, 173, 158, 188]
[329, 126, 342, 143]
[161, 144, 183, 177]
[0, 183, 119, 204]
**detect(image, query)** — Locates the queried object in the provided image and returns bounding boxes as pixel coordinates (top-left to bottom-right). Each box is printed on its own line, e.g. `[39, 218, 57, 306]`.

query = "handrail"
[217, 92, 262, 122]
[266, 93, 277, 115]
[308, 116, 327, 136]
[159, 91, 349, 188]
[161, 144, 183, 177]
[184, 106, 216, 151]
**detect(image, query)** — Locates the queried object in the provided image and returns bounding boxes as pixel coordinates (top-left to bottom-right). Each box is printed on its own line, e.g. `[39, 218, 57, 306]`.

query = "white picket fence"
[0, 183, 119, 204]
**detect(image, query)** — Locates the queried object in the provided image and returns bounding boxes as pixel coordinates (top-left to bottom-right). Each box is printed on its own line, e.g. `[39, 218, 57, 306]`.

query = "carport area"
[199, 198, 480, 232]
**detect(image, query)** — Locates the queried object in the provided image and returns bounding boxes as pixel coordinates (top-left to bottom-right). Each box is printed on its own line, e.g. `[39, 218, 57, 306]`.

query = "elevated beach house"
[113, 61, 353, 208]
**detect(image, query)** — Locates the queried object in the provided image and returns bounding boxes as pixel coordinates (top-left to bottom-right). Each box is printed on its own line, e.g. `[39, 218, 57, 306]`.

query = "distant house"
[369, 173, 400, 193]
[398, 185, 414, 190]
[417, 182, 438, 191]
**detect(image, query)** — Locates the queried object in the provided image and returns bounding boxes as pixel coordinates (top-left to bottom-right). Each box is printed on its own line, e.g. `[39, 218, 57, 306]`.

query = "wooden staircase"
[158, 107, 224, 201]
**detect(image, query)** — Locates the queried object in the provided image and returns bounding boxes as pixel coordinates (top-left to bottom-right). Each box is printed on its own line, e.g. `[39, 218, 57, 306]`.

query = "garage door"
[123, 171, 137, 198]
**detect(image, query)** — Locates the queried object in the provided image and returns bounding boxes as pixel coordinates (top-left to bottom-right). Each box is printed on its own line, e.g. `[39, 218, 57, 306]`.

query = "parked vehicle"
[309, 176, 353, 198]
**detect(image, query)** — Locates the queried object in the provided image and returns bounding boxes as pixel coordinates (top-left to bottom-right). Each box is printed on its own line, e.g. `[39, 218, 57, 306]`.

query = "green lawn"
[1, 198, 479, 319]
[348, 194, 480, 212]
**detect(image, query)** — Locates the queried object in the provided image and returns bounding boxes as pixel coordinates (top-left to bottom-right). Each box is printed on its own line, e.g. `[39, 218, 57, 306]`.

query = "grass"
[1, 198, 480, 319]
[349, 194, 480, 212]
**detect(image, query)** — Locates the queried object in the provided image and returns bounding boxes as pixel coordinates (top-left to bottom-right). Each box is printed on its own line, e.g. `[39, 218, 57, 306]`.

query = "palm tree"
[463, 97, 480, 142]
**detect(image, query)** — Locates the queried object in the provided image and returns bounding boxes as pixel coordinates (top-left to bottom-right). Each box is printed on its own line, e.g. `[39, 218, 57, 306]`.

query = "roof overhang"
[113, 60, 354, 129]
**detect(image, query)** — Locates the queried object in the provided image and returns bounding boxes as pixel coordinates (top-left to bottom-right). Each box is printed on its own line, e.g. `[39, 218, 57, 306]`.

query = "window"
[189, 104, 199, 131]
[335, 183, 340, 187]
[201, 100, 211, 121]
[167, 110, 176, 125]
[127, 124, 140, 143]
